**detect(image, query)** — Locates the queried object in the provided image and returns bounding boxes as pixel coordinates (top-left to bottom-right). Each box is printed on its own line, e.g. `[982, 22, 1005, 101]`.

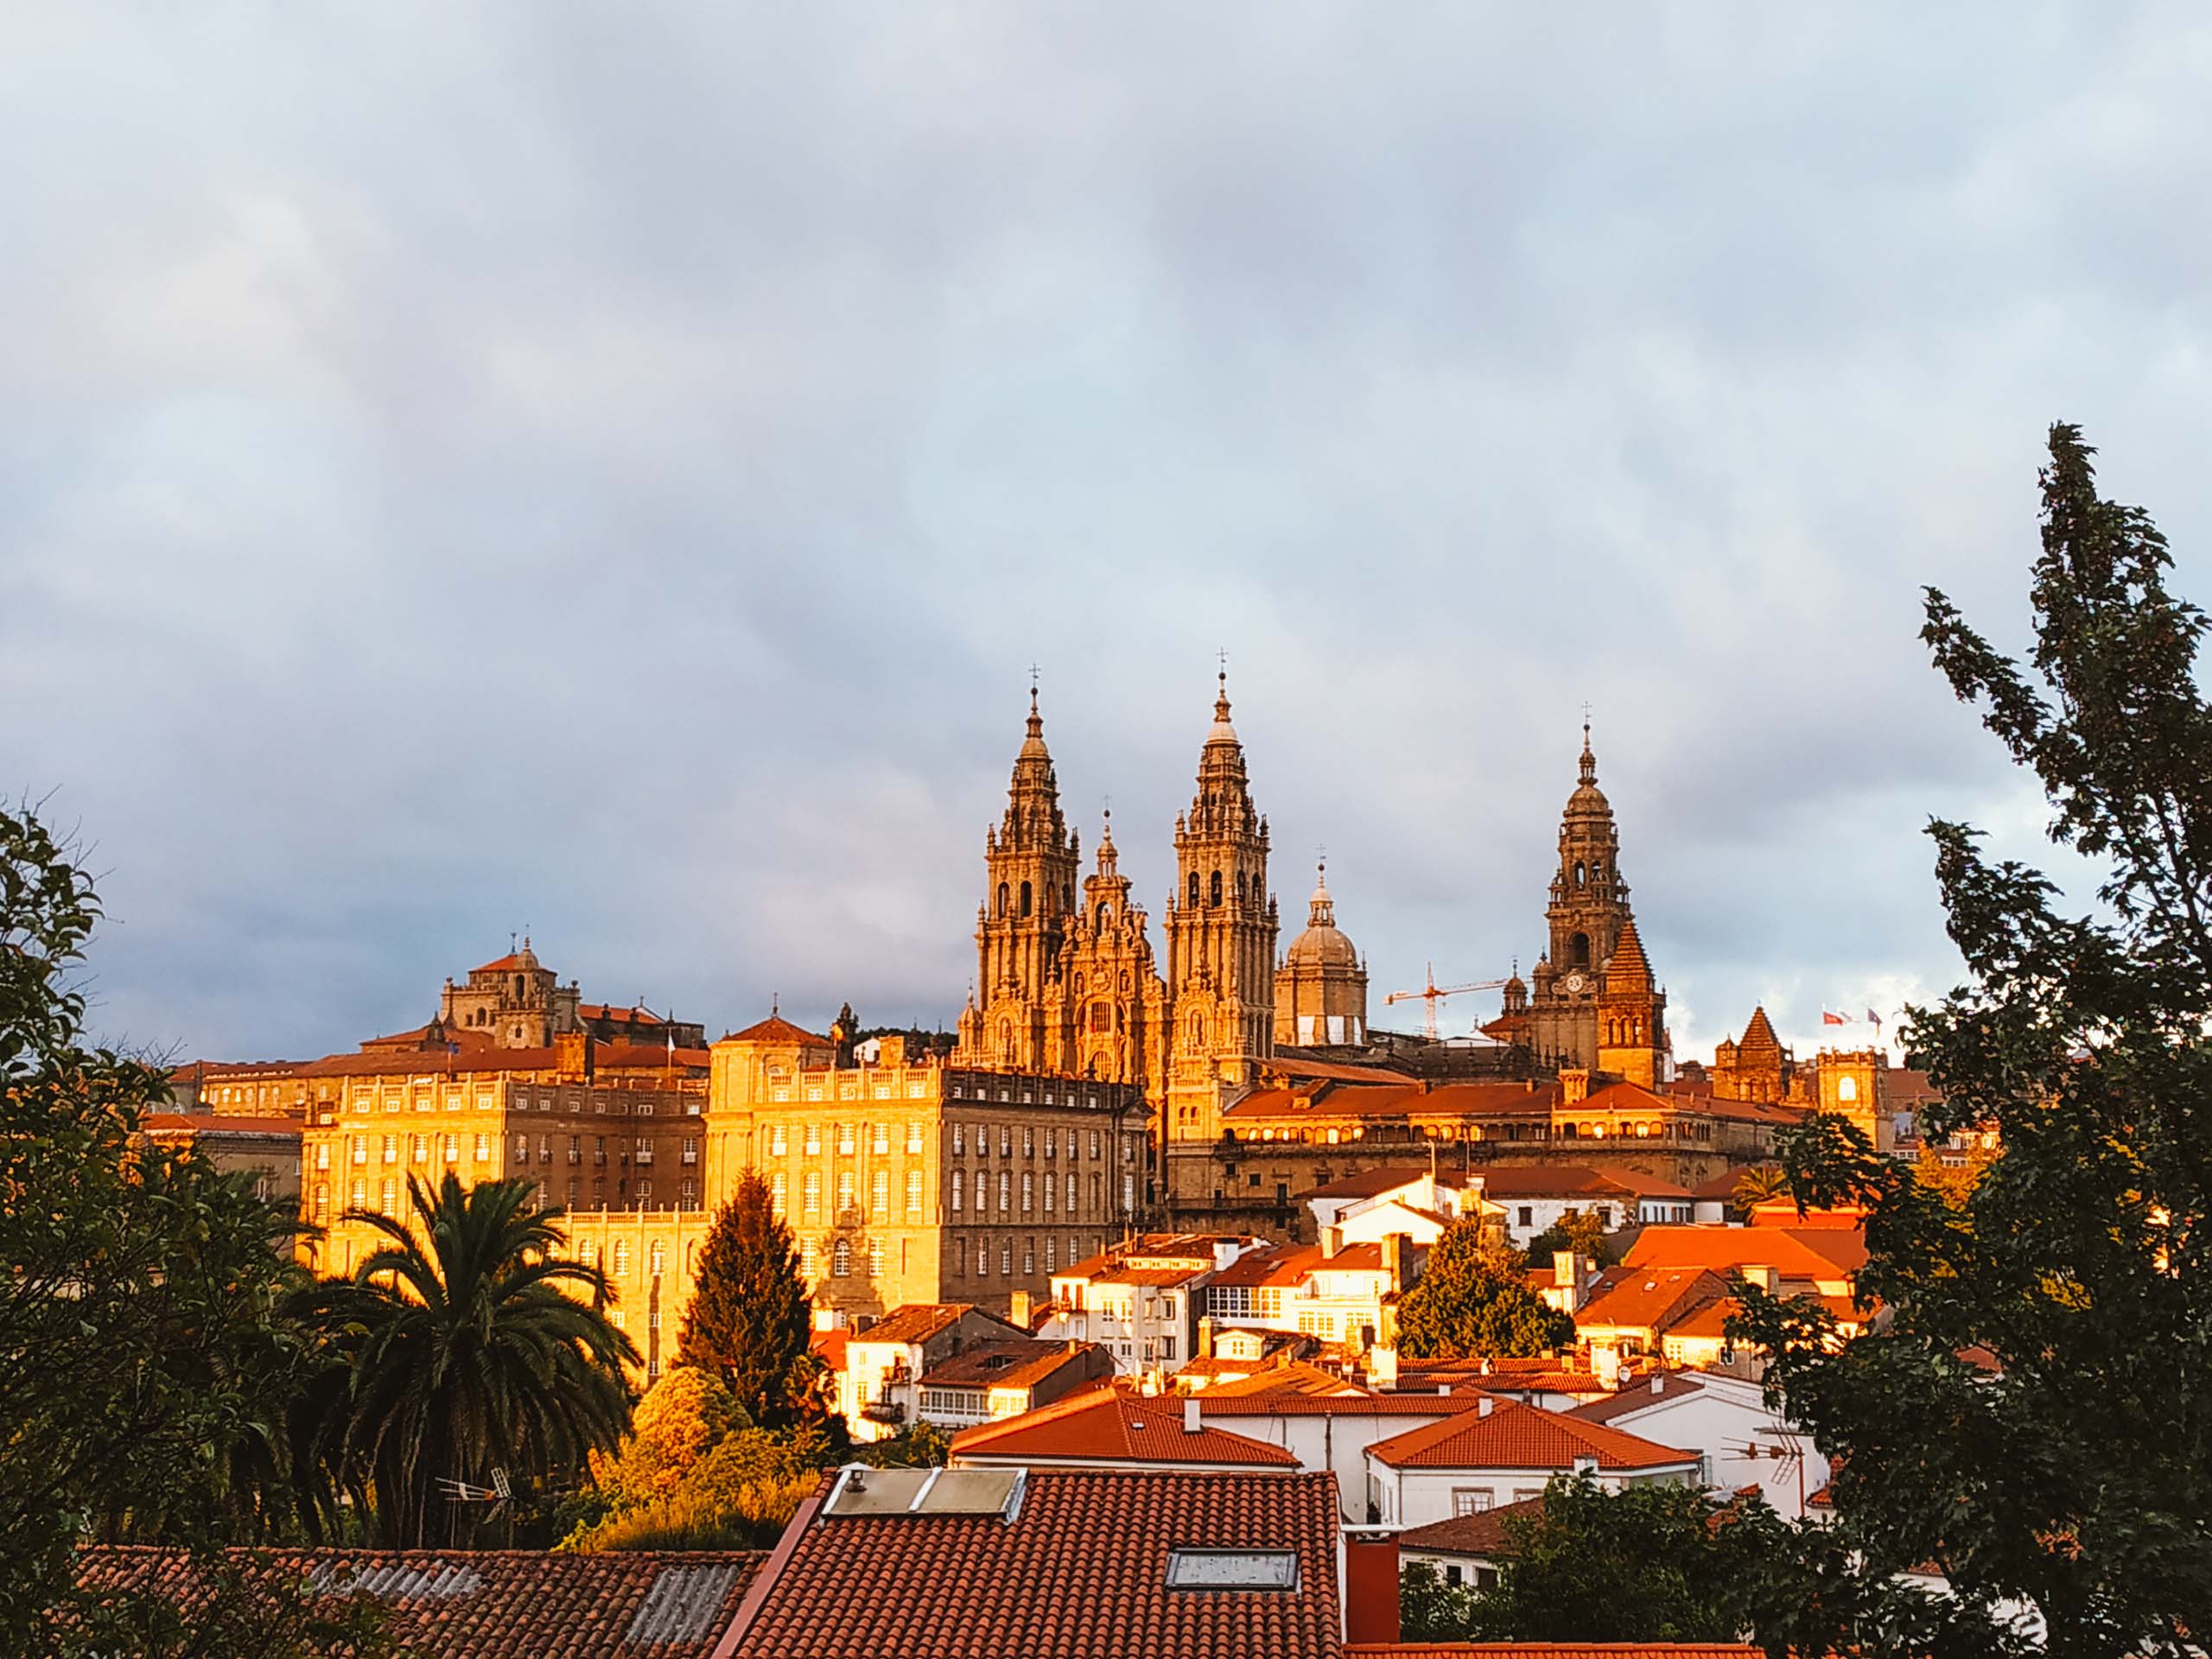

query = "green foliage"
[563, 1367, 836, 1551]
[1522, 1206, 1616, 1265]
[677, 1171, 815, 1426]
[1399, 1560, 1481, 1643]
[1736, 424, 2212, 1656]
[855, 1420, 951, 1470]
[1729, 1164, 1790, 1222]
[293, 1173, 638, 1548]
[1395, 1219, 1573, 1358]
[2, 802, 356, 1655]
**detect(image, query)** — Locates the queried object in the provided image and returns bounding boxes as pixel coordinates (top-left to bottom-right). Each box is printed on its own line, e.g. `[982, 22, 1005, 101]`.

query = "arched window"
[1574, 861, 1586, 887]
[1020, 880, 1033, 917]
[1838, 1075, 1859, 1103]
[1210, 870, 1223, 906]
[997, 882, 1009, 918]
[613, 1240, 630, 1276]
[1062, 884, 1072, 913]
[1096, 902, 1110, 931]
[649, 1241, 665, 1277]
[1188, 872, 1201, 908]
[832, 1239, 852, 1277]
[1569, 932, 1591, 969]
[514, 975, 524, 998]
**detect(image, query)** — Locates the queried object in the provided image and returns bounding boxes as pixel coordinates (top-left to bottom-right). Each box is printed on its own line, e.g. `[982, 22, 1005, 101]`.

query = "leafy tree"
[1522, 1206, 1615, 1265]
[1399, 1560, 1480, 1643]
[296, 1173, 637, 1548]
[1395, 1218, 1573, 1358]
[677, 1170, 815, 1426]
[1738, 425, 2212, 1655]
[1, 803, 346, 1654]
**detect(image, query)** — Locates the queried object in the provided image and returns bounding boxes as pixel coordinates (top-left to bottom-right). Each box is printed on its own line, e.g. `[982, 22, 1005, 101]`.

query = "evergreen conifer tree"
[677, 1170, 813, 1427]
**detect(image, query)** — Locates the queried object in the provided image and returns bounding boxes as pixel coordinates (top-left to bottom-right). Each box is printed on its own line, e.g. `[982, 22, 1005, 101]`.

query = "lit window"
[833, 1239, 852, 1277]
[804, 1172, 822, 1215]
[906, 1170, 924, 1215]
[772, 1173, 788, 1213]
[872, 1122, 889, 1154]
[906, 1121, 924, 1154]
[868, 1238, 884, 1278]
[770, 1125, 788, 1156]
[838, 1122, 855, 1154]
[950, 1170, 964, 1212]
[872, 1169, 890, 1216]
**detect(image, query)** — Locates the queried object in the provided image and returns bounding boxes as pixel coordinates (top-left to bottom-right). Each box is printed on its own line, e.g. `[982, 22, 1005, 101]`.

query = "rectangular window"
[1089, 1130, 1101, 1160]
[314, 1143, 330, 1171]
[1043, 1172, 1055, 1212]
[379, 1177, 396, 1213]
[804, 1124, 820, 1154]
[770, 1125, 788, 1156]
[951, 1170, 964, 1213]
[804, 1172, 822, 1216]
[1000, 1241, 1013, 1275]
[1000, 1126, 1012, 1158]
[1046, 1236, 1057, 1273]
[513, 1133, 528, 1163]
[838, 1122, 855, 1154]
[838, 1170, 855, 1211]
[350, 1138, 365, 1166]
[382, 1134, 398, 1165]
[349, 1179, 366, 1211]
[683, 1137, 698, 1165]
[872, 1169, 890, 1217]
[906, 1170, 924, 1215]
[1452, 1489, 1495, 1516]
[1065, 1173, 1077, 1213]
[1022, 1127, 1034, 1158]
[1021, 1172, 1033, 1214]
[569, 1135, 582, 1165]
[952, 1123, 966, 1155]
[999, 1171, 1012, 1213]
[872, 1122, 889, 1154]
[1122, 1173, 1135, 1214]
[772, 1173, 788, 1214]
[1022, 1241, 1034, 1274]
[906, 1121, 924, 1154]
[1044, 1130, 1055, 1160]
[444, 1134, 460, 1165]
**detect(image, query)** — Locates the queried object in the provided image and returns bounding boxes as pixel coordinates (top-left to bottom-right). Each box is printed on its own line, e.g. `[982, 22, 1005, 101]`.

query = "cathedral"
[950, 680, 1672, 1190]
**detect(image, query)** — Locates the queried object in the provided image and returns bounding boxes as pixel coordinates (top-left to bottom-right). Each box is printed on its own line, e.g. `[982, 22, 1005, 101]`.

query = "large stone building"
[1273, 861, 1368, 1050]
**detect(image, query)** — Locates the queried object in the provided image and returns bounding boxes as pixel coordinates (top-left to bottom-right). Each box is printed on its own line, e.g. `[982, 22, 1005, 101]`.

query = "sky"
[5, 5, 2209, 1067]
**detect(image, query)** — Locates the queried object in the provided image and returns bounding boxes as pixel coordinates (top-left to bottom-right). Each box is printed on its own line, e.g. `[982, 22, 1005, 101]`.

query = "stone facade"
[1274, 862, 1369, 1050]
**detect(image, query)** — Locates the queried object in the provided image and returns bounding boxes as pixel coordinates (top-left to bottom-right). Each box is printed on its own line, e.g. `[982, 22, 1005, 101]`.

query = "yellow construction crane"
[1384, 963, 1509, 1041]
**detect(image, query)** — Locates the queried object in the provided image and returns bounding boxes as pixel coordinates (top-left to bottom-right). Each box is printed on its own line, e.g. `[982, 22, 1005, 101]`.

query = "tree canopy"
[1395, 1220, 1573, 1358]
[677, 1171, 816, 1426]
[1737, 424, 2212, 1655]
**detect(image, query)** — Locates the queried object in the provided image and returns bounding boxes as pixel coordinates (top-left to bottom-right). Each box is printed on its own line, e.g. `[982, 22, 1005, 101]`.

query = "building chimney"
[877, 1033, 906, 1068]
[1742, 1264, 1779, 1294]
[1478, 1395, 1494, 1418]
[1650, 1374, 1665, 1395]
[1320, 1224, 1342, 1260]
[1573, 1453, 1599, 1477]
[1183, 1395, 1202, 1434]
[1340, 1529, 1402, 1647]
[1370, 1344, 1398, 1390]
[1560, 1067, 1590, 1106]
[1010, 1290, 1034, 1329]
[1380, 1231, 1405, 1288]
[1198, 1315, 1216, 1360]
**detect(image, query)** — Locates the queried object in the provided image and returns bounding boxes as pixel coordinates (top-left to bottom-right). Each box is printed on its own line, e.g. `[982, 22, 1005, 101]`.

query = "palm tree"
[1731, 1162, 1791, 1218]
[296, 1173, 638, 1547]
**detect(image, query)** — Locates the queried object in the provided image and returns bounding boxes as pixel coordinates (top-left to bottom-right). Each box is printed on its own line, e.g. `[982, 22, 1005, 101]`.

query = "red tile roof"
[1300, 1166, 1435, 1201]
[728, 1469, 1342, 1658]
[1224, 1080, 1563, 1122]
[1573, 1268, 1734, 1336]
[285, 1041, 712, 1082]
[1351, 1647, 1759, 1658]
[1567, 1372, 1713, 1425]
[1366, 1396, 1697, 1472]
[950, 1385, 1299, 1468]
[920, 1339, 1101, 1393]
[141, 1114, 302, 1138]
[1395, 1494, 1547, 1558]
[1195, 1391, 1470, 1420]
[724, 1014, 832, 1046]
[1622, 1224, 1866, 1280]
[1577, 1078, 1806, 1127]
[73, 1546, 763, 1658]
[1205, 1239, 1399, 1291]
[849, 1304, 1014, 1349]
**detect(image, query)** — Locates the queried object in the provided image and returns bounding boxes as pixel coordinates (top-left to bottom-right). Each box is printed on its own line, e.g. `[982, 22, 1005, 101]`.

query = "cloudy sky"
[7, 6, 2208, 1066]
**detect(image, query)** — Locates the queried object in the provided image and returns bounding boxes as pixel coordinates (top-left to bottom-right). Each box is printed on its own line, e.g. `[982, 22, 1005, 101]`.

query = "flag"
[1821, 1009, 1847, 1027]
[1867, 1008, 1882, 1031]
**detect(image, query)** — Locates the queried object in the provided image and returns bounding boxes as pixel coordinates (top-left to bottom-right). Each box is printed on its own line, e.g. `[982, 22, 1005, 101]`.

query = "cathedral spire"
[1308, 857, 1334, 929]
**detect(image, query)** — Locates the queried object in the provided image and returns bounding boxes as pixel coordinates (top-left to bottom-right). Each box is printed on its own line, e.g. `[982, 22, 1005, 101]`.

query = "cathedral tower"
[1164, 673, 1279, 1141]
[1524, 722, 1651, 1073]
[1050, 808, 1168, 1086]
[1592, 914, 1667, 1088]
[957, 690, 1081, 1072]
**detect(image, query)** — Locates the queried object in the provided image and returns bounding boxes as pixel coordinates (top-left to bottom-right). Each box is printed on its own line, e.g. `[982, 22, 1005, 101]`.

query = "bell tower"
[959, 688, 1080, 1072]
[1524, 720, 1645, 1072]
[1164, 671, 1278, 1143]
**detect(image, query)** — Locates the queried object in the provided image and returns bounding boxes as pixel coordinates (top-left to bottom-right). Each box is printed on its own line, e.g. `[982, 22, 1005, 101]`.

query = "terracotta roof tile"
[849, 1304, 1012, 1349]
[1622, 1224, 1866, 1280]
[1395, 1494, 1547, 1558]
[1566, 1372, 1713, 1425]
[1195, 1392, 1469, 1420]
[921, 1338, 1098, 1392]
[1366, 1395, 1697, 1472]
[1300, 1166, 1435, 1200]
[730, 1468, 1341, 1658]
[950, 1384, 1299, 1467]
[1351, 1647, 1759, 1658]
[73, 1546, 763, 1658]
[724, 1014, 833, 1046]
[287, 1041, 712, 1082]
[1224, 1080, 1563, 1122]
[1573, 1268, 1733, 1336]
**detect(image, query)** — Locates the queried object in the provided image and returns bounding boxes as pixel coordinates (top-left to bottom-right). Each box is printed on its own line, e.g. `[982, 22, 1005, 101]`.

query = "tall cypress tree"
[1738, 424, 2212, 1656]
[677, 1170, 813, 1427]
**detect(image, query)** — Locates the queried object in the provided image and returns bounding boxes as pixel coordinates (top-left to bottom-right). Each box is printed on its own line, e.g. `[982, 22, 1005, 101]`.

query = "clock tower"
[1522, 721, 1658, 1075]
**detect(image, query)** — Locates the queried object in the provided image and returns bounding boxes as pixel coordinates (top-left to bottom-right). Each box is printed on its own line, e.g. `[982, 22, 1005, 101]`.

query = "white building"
[832, 1303, 1026, 1441]
[1202, 1229, 1424, 1350]
[1363, 1393, 1700, 1529]
[1465, 1165, 1694, 1250]
[1033, 1233, 1262, 1376]
[1566, 1368, 1833, 1520]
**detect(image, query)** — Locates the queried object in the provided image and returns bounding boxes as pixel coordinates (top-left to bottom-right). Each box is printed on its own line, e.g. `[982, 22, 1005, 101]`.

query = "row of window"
[315, 1173, 697, 1223]
[346, 1088, 695, 1117]
[329, 1131, 696, 1168]
[761, 1122, 1122, 1160]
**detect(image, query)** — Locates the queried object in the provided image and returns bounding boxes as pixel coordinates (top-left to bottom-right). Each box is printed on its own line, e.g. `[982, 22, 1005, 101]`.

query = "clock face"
[1563, 972, 1588, 994]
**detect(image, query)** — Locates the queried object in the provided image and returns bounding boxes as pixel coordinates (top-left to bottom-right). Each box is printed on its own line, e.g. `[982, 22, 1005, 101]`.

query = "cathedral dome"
[1283, 864, 1358, 969]
[1562, 726, 1611, 818]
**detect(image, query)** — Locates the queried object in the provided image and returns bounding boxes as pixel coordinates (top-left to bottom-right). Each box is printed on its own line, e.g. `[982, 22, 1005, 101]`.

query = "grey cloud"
[4, 3, 2208, 1065]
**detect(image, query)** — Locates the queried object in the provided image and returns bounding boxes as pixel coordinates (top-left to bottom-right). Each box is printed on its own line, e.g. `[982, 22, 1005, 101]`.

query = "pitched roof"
[728, 1469, 1342, 1659]
[1577, 1077, 1805, 1127]
[724, 1014, 832, 1046]
[73, 1546, 763, 1659]
[1366, 1395, 1696, 1472]
[1224, 1080, 1563, 1122]
[1738, 1005, 1782, 1056]
[1566, 1371, 1714, 1425]
[1604, 916, 1652, 987]
[1300, 1166, 1433, 1201]
[1573, 1268, 1734, 1336]
[921, 1338, 1097, 1392]
[1623, 1224, 1867, 1279]
[1197, 1390, 1471, 1420]
[284, 1041, 712, 1082]
[1205, 1239, 1403, 1292]
[950, 1385, 1299, 1467]
[1395, 1493, 1547, 1558]
[1192, 1360, 1363, 1399]
[1467, 1164, 1687, 1201]
[849, 1304, 1013, 1348]
[1351, 1648, 1760, 1658]
[140, 1114, 301, 1139]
